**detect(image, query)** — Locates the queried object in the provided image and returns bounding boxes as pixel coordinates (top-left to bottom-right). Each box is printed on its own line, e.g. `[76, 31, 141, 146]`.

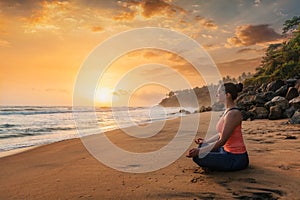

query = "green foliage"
[244, 16, 300, 87]
[283, 16, 300, 34]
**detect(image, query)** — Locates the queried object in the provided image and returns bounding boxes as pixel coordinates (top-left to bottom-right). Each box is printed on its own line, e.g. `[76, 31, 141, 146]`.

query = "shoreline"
[0, 146, 40, 158]
[0, 109, 197, 159]
[1, 112, 300, 199]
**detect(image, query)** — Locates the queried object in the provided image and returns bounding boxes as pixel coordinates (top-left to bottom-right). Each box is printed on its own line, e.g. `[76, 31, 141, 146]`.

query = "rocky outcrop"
[236, 78, 300, 124]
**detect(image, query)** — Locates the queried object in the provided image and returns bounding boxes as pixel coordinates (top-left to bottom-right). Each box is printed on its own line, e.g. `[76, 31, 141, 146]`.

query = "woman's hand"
[195, 137, 204, 145]
[186, 148, 199, 158]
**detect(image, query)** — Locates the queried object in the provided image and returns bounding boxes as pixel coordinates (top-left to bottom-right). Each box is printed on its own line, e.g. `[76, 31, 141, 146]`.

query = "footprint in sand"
[234, 186, 284, 199]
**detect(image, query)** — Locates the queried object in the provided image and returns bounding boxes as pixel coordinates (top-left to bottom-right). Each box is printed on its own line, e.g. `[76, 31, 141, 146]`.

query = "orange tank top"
[216, 111, 247, 154]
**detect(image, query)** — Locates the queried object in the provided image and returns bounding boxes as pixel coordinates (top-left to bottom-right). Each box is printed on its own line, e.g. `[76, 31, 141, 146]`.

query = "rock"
[271, 96, 289, 110]
[287, 79, 297, 87]
[289, 96, 300, 109]
[205, 106, 212, 112]
[236, 94, 256, 105]
[267, 80, 285, 92]
[241, 110, 254, 121]
[288, 110, 300, 124]
[197, 105, 211, 113]
[253, 94, 267, 105]
[258, 83, 268, 93]
[275, 85, 288, 97]
[269, 105, 283, 120]
[199, 106, 206, 113]
[237, 101, 253, 111]
[179, 109, 191, 114]
[263, 91, 276, 102]
[295, 79, 300, 94]
[286, 87, 299, 101]
[284, 106, 297, 118]
[249, 106, 269, 119]
[264, 101, 276, 110]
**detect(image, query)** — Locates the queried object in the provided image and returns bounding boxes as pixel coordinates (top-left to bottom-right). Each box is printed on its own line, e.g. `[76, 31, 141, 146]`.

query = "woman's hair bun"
[235, 83, 243, 93]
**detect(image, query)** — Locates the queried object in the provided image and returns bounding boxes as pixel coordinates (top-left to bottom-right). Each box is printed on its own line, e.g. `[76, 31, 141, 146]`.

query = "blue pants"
[192, 146, 249, 171]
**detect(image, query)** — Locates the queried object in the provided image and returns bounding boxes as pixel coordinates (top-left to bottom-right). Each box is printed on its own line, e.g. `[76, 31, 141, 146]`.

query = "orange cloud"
[237, 47, 266, 54]
[226, 24, 282, 47]
[113, 10, 137, 21]
[194, 15, 218, 30]
[143, 50, 161, 59]
[140, 0, 186, 18]
[113, 0, 186, 21]
[91, 26, 104, 32]
[23, 1, 70, 33]
[202, 44, 222, 51]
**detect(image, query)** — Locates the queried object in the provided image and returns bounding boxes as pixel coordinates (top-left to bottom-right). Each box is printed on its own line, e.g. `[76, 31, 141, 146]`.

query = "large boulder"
[289, 96, 300, 109]
[284, 106, 297, 118]
[264, 101, 276, 110]
[249, 106, 269, 119]
[275, 85, 288, 97]
[253, 93, 267, 105]
[288, 110, 300, 124]
[237, 94, 255, 103]
[263, 91, 276, 102]
[267, 80, 285, 92]
[271, 96, 289, 110]
[269, 105, 283, 120]
[286, 87, 299, 101]
[287, 78, 297, 87]
[241, 110, 255, 121]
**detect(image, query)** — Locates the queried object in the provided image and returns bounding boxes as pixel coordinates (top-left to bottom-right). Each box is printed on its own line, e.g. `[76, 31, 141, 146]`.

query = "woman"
[186, 83, 249, 171]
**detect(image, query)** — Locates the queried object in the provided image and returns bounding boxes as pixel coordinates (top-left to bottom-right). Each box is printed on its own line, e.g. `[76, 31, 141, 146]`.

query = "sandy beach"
[1, 112, 300, 199]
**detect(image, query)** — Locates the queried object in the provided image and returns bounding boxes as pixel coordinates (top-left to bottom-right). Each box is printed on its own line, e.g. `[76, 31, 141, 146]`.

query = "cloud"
[226, 24, 282, 47]
[23, 1, 71, 33]
[237, 47, 266, 54]
[202, 44, 223, 51]
[0, 39, 11, 47]
[142, 51, 160, 59]
[113, 10, 137, 21]
[113, 89, 130, 96]
[113, 0, 187, 21]
[91, 26, 104, 32]
[193, 15, 218, 30]
[140, 0, 186, 18]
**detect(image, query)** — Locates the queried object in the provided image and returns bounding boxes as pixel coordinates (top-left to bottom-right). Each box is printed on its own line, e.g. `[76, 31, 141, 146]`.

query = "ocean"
[0, 106, 195, 152]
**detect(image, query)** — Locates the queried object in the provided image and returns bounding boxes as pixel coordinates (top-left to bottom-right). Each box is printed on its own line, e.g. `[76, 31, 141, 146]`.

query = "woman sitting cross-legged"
[186, 82, 249, 171]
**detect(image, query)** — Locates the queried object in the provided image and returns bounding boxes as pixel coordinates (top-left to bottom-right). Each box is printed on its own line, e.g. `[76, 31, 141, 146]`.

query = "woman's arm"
[204, 134, 220, 143]
[194, 133, 219, 145]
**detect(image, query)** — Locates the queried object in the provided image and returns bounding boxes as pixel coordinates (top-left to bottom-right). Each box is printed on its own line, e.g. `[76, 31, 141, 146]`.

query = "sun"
[95, 87, 113, 106]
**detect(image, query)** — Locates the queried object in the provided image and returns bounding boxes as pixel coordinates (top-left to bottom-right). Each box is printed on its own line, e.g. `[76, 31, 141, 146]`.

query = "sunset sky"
[0, 0, 299, 106]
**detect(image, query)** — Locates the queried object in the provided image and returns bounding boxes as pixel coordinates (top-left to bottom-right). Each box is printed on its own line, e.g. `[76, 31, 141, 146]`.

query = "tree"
[282, 16, 300, 35]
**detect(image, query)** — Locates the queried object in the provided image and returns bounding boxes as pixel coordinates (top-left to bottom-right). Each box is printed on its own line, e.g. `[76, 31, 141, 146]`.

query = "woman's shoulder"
[224, 108, 242, 121]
